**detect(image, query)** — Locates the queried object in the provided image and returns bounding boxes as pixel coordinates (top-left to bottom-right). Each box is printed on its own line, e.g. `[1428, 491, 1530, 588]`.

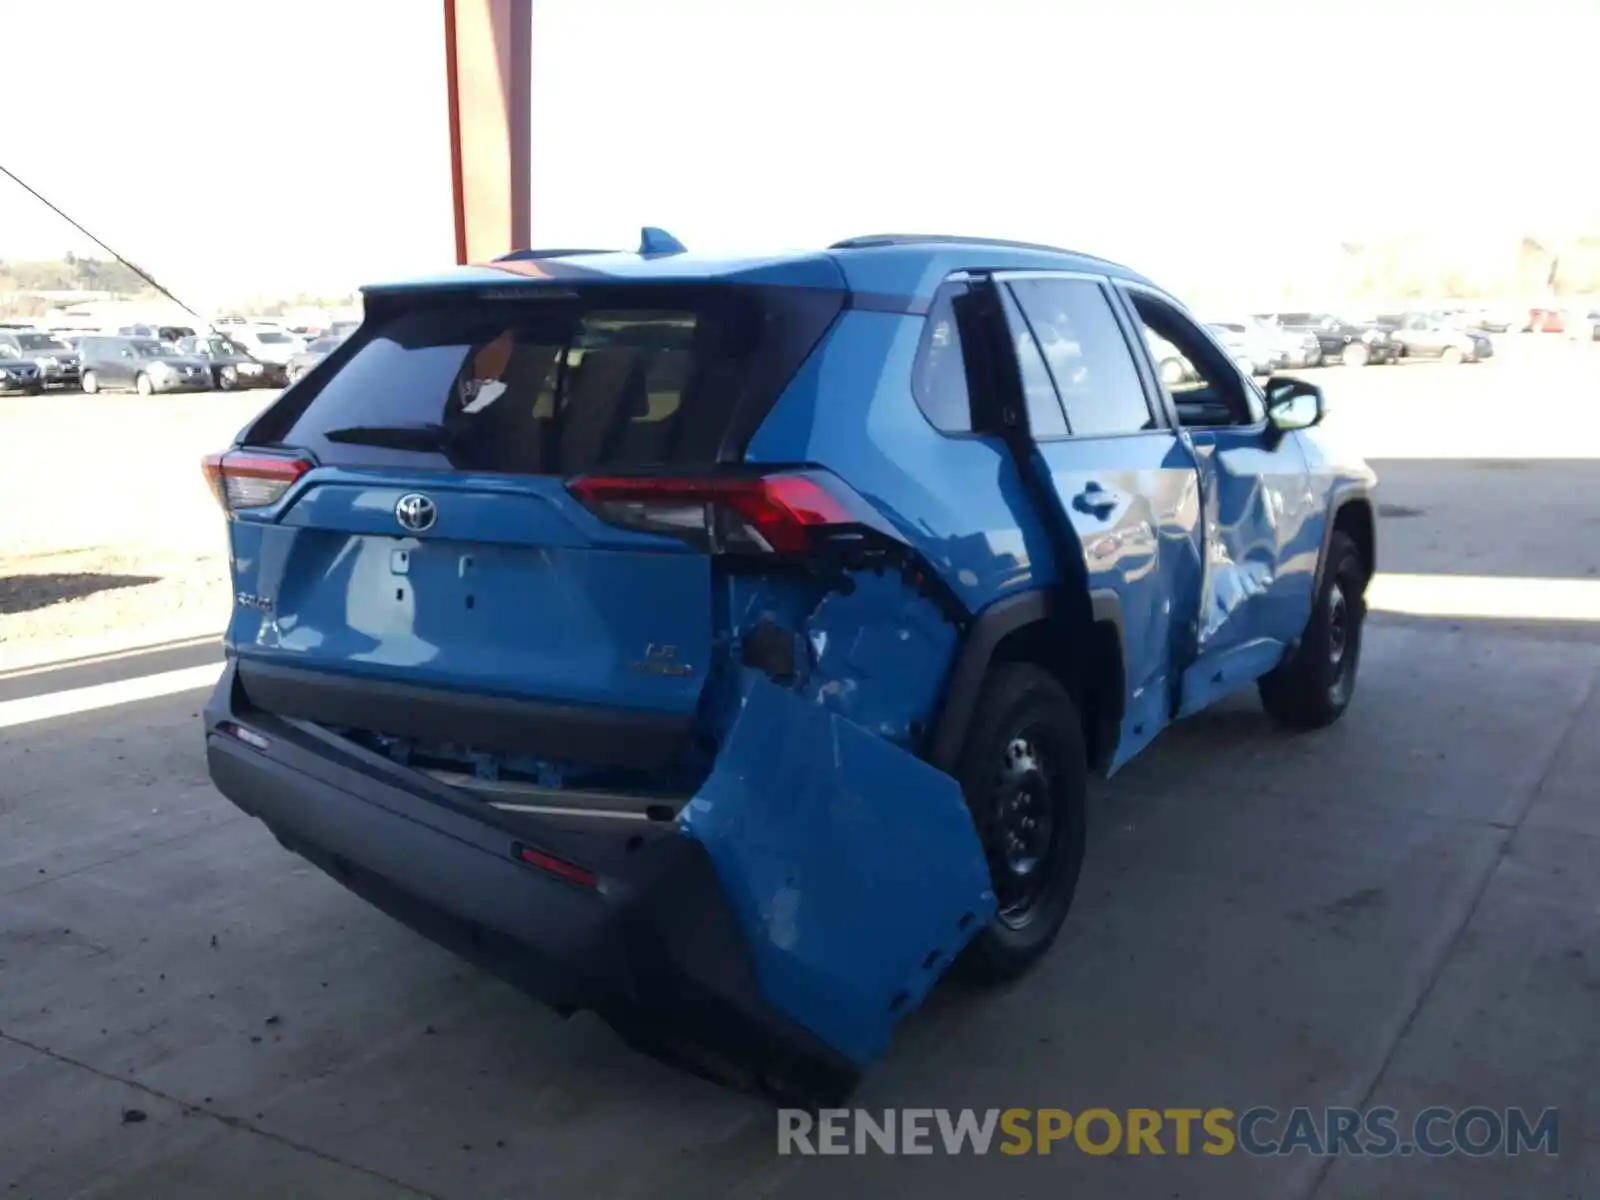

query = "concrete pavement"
[3, 347, 1599, 1197]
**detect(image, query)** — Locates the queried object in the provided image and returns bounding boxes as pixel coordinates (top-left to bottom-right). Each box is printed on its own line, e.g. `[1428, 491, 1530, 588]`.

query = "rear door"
[1115, 286, 1318, 716]
[220, 283, 843, 775]
[106, 340, 136, 387]
[998, 273, 1204, 769]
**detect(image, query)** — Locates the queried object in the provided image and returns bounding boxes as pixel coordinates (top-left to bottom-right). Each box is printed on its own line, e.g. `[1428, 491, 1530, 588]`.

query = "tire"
[81, 370, 99, 394]
[1440, 346, 1463, 365]
[1259, 530, 1367, 730]
[218, 366, 237, 391]
[1159, 357, 1187, 387]
[135, 372, 154, 395]
[1340, 341, 1370, 367]
[952, 663, 1088, 983]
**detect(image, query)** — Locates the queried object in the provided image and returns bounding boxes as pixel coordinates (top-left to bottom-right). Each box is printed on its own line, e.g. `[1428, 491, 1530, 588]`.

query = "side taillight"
[201, 450, 311, 514]
[567, 471, 873, 555]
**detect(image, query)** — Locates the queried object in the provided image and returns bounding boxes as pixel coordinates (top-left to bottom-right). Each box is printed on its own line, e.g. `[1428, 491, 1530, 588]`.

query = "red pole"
[442, 0, 530, 264]
[443, 0, 468, 265]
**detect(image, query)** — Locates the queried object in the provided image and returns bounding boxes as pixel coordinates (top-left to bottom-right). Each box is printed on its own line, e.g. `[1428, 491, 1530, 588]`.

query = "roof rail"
[493, 247, 612, 263]
[828, 233, 1114, 263]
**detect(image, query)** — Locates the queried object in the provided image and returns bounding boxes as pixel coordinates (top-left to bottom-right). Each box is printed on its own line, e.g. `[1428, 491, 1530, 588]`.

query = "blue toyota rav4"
[202, 231, 1376, 1103]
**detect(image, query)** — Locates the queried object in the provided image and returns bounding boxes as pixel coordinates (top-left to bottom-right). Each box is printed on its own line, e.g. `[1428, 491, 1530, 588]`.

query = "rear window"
[252, 286, 844, 474]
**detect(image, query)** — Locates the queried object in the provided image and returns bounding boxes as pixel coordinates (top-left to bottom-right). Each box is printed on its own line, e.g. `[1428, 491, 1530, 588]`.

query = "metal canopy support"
[444, 0, 531, 264]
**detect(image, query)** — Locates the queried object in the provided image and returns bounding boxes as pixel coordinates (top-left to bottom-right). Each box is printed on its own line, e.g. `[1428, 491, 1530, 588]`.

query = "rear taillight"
[568, 471, 872, 555]
[201, 450, 311, 514]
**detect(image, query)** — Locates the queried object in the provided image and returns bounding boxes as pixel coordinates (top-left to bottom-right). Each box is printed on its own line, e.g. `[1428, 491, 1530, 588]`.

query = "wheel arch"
[928, 587, 1127, 777]
[1317, 487, 1376, 595]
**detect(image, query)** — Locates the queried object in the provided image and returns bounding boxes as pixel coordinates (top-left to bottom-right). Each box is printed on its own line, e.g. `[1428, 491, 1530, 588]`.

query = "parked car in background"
[0, 328, 81, 389]
[1522, 308, 1565, 333]
[1369, 312, 1491, 363]
[1462, 307, 1516, 333]
[227, 325, 304, 366]
[117, 323, 197, 345]
[0, 344, 43, 394]
[1144, 329, 1196, 386]
[78, 335, 212, 394]
[1247, 317, 1322, 368]
[1257, 312, 1400, 367]
[329, 319, 361, 339]
[177, 335, 289, 390]
[1564, 307, 1600, 342]
[285, 334, 344, 383]
[1206, 322, 1283, 376]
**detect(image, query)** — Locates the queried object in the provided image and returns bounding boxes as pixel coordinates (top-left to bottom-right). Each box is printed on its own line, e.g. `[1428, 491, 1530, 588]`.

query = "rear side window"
[998, 287, 1068, 438]
[1009, 278, 1154, 436]
[253, 285, 843, 474]
[911, 282, 972, 433]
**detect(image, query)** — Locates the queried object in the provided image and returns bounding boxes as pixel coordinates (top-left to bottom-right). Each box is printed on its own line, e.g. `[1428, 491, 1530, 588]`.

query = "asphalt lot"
[2, 340, 1599, 1198]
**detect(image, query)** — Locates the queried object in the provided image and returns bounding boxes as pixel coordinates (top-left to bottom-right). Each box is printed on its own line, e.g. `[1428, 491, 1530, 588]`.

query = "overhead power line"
[0, 161, 203, 320]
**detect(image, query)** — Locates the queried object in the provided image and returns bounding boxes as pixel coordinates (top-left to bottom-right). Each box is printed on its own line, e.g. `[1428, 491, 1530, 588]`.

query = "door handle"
[1072, 484, 1121, 518]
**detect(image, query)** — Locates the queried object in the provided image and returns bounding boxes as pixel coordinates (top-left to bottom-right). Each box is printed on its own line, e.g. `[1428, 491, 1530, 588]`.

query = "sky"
[2, 0, 1596, 308]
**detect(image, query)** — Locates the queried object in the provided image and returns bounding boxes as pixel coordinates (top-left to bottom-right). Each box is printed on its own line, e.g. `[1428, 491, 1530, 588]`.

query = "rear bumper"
[203, 661, 859, 1102]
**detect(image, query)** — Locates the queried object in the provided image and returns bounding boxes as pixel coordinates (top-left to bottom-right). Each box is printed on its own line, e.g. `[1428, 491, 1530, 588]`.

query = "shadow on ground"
[0, 572, 160, 615]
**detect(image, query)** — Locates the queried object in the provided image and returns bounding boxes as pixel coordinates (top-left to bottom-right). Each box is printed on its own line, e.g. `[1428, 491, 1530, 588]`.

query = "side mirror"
[1265, 376, 1324, 431]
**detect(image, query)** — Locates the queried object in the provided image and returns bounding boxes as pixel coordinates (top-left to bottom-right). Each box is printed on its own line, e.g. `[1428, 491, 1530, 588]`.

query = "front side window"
[911, 282, 972, 433]
[1126, 290, 1261, 428]
[1009, 278, 1154, 437]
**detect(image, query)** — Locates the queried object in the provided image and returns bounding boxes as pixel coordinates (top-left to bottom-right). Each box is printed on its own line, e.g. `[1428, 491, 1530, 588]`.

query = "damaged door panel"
[681, 673, 996, 1068]
[1107, 283, 1320, 717]
[997, 275, 1205, 771]
[1173, 418, 1319, 717]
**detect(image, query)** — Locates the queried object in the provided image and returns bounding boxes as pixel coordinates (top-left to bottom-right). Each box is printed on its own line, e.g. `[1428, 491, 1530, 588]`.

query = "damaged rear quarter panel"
[799, 568, 959, 747]
[680, 673, 996, 1066]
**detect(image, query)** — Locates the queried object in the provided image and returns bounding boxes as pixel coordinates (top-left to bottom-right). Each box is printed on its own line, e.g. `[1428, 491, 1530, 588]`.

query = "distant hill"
[0, 253, 153, 297]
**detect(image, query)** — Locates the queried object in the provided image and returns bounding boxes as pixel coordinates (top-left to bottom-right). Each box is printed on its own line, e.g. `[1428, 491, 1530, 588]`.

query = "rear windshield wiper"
[321, 422, 456, 452]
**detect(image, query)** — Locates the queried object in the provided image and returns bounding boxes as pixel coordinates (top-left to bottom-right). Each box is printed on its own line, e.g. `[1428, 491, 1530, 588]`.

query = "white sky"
[2, 0, 1596, 306]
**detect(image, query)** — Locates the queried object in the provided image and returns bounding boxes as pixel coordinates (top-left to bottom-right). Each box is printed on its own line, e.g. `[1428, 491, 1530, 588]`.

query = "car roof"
[361, 232, 1155, 308]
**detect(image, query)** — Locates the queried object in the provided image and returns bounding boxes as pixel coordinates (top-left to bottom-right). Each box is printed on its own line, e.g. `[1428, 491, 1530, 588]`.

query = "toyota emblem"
[394, 493, 437, 533]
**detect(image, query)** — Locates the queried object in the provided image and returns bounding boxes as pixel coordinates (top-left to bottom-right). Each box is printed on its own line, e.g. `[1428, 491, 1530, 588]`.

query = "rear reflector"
[202, 450, 311, 514]
[515, 843, 599, 889]
[568, 472, 864, 554]
[217, 720, 271, 751]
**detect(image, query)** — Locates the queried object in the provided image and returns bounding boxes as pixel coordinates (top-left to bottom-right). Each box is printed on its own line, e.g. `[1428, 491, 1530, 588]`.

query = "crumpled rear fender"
[680, 674, 996, 1067]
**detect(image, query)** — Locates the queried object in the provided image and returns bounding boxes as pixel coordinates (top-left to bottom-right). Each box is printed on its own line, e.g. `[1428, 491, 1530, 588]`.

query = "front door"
[1115, 286, 1318, 718]
[997, 273, 1205, 769]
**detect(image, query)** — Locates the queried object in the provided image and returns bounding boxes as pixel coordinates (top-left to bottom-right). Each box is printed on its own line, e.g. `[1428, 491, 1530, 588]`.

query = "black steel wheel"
[1259, 530, 1367, 728]
[953, 663, 1088, 982]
